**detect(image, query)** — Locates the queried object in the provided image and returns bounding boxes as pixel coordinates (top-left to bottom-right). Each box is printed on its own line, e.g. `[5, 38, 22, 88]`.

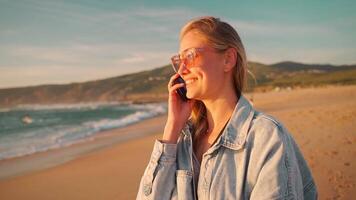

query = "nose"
[177, 63, 189, 76]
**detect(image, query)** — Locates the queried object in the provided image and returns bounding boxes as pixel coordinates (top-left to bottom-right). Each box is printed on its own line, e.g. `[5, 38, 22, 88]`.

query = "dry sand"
[0, 85, 355, 200]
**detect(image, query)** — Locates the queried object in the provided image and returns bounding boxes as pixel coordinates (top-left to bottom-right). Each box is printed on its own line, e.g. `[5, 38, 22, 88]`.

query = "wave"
[0, 103, 166, 160]
[0, 101, 128, 112]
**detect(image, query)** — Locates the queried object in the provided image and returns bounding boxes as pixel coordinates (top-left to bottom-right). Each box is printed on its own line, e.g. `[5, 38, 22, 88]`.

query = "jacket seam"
[284, 152, 295, 199]
[303, 180, 316, 193]
[257, 114, 283, 130]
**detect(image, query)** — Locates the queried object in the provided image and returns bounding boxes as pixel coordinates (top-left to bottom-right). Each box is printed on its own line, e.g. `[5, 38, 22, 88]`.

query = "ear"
[223, 48, 237, 72]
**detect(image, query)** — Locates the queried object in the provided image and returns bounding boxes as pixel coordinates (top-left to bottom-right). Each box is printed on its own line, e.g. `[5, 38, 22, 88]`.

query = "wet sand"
[0, 85, 355, 200]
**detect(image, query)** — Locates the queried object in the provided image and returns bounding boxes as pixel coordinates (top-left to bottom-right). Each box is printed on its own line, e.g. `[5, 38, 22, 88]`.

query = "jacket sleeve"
[136, 139, 177, 200]
[249, 120, 317, 200]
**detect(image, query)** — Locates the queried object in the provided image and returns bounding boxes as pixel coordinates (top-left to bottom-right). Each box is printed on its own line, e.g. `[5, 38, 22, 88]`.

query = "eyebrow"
[179, 47, 194, 54]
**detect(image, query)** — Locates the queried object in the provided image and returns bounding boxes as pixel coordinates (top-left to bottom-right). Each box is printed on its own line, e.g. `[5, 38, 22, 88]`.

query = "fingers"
[168, 73, 181, 89]
[168, 83, 185, 94]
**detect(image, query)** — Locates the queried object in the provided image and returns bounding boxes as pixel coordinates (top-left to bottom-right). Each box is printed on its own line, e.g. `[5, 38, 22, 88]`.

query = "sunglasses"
[170, 47, 205, 72]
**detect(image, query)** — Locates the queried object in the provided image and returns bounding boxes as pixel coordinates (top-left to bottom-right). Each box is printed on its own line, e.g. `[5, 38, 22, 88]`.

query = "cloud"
[247, 47, 356, 65]
[11, 46, 83, 63]
[12, 1, 198, 37]
[230, 19, 338, 38]
[0, 64, 123, 89]
[2, 42, 174, 68]
[1, 2, 354, 89]
[0, 4, 196, 69]
[0, 45, 174, 88]
[119, 52, 173, 64]
[120, 55, 145, 64]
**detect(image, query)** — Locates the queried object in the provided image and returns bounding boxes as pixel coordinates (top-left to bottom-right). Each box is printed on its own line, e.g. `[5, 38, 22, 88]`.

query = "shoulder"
[242, 110, 300, 161]
[252, 111, 283, 130]
[247, 111, 288, 143]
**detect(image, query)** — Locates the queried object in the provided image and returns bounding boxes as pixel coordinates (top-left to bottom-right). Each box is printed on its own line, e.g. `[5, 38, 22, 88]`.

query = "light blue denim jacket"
[137, 95, 317, 200]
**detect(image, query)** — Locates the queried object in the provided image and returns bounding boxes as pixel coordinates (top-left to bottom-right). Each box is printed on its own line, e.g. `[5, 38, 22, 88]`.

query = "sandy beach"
[0, 85, 355, 200]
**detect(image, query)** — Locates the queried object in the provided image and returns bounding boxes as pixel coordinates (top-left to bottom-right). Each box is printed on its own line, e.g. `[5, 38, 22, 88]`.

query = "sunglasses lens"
[171, 48, 198, 72]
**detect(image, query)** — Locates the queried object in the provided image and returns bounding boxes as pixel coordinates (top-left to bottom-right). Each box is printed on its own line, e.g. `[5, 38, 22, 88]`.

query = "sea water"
[0, 102, 166, 160]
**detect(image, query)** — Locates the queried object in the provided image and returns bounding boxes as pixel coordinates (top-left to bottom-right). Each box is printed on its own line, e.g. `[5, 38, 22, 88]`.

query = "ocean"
[0, 102, 166, 161]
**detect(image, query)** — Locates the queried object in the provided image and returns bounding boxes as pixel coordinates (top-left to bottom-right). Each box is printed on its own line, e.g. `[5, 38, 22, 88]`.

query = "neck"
[202, 88, 238, 135]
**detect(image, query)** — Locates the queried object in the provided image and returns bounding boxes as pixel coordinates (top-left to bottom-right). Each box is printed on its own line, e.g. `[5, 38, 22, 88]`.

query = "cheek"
[189, 68, 204, 85]
[195, 69, 219, 93]
[203, 70, 226, 97]
[202, 62, 224, 82]
[192, 56, 225, 88]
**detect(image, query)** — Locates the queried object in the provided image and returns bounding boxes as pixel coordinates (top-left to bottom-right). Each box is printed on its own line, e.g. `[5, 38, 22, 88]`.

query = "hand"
[162, 73, 194, 143]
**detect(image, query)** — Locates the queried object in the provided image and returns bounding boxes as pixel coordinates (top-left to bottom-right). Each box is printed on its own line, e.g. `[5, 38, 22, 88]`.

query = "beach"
[0, 85, 355, 200]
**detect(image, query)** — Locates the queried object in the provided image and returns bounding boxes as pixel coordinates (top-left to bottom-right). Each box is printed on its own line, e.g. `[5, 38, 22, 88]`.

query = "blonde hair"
[180, 16, 248, 142]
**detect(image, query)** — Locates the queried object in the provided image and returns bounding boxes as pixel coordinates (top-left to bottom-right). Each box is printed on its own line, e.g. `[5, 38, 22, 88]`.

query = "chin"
[186, 91, 195, 99]
[186, 93, 194, 99]
[186, 90, 201, 100]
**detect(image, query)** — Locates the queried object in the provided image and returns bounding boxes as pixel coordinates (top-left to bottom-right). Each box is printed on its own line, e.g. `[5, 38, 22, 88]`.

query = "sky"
[1, 0, 355, 89]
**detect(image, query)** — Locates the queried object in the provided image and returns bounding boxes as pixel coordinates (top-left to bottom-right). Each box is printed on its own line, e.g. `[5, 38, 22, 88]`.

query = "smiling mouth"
[185, 78, 198, 85]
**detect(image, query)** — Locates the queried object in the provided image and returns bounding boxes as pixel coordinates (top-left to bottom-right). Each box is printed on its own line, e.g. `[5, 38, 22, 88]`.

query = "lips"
[185, 78, 198, 85]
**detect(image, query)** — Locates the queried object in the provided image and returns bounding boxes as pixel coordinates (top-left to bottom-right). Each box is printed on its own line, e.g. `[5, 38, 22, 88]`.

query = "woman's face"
[178, 31, 226, 100]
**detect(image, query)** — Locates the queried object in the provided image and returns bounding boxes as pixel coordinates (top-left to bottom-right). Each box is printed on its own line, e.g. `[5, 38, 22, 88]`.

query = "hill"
[1, 61, 356, 107]
[247, 61, 356, 91]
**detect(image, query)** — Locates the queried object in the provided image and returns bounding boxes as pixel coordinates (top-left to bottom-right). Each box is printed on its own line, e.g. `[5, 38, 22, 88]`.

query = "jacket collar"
[219, 95, 255, 150]
[182, 95, 255, 151]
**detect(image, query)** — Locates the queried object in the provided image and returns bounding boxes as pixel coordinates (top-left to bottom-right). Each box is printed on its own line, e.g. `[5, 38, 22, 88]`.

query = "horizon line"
[1, 60, 355, 90]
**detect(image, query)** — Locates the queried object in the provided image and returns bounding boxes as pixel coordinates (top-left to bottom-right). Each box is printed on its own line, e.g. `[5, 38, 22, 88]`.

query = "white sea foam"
[0, 103, 167, 160]
[0, 101, 128, 112]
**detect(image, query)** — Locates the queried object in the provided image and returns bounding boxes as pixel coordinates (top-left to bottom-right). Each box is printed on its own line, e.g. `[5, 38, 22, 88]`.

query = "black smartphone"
[170, 60, 189, 101]
[173, 76, 189, 101]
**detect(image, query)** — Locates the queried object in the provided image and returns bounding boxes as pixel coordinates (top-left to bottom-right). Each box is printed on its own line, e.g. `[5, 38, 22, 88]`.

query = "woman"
[137, 16, 317, 200]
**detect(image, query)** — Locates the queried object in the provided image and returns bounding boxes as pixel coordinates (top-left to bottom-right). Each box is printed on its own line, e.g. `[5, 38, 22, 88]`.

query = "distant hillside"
[246, 61, 356, 91]
[1, 61, 356, 107]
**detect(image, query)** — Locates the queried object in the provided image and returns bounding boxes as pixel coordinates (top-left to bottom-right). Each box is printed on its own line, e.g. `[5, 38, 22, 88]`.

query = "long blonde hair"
[180, 16, 248, 142]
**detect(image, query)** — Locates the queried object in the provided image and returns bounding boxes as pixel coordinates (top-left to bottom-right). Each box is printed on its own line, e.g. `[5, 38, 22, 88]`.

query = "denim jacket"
[136, 95, 317, 200]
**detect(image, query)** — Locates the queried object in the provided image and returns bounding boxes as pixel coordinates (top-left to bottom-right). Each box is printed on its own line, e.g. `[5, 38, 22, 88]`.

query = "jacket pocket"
[176, 170, 194, 200]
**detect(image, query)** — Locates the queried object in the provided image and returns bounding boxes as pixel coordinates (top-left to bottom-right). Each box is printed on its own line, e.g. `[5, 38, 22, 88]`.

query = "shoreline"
[0, 84, 355, 199]
[0, 114, 166, 180]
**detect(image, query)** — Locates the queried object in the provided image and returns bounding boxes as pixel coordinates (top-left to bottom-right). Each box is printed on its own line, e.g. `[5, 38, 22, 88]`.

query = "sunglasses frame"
[170, 47, 205, 72]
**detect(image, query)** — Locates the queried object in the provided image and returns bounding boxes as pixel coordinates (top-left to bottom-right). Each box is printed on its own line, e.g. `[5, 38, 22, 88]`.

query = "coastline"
[0, 114, 166, 180]
[0, 85, 355, 199]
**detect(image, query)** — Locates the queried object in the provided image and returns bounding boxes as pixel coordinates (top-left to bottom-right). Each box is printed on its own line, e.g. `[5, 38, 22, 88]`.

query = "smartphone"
[170, 63, 189, 101]
[173, 76, 189, 101]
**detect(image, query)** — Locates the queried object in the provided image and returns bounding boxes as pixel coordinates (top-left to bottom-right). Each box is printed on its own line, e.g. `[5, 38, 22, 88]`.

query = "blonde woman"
[137, 16, 317, 200]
